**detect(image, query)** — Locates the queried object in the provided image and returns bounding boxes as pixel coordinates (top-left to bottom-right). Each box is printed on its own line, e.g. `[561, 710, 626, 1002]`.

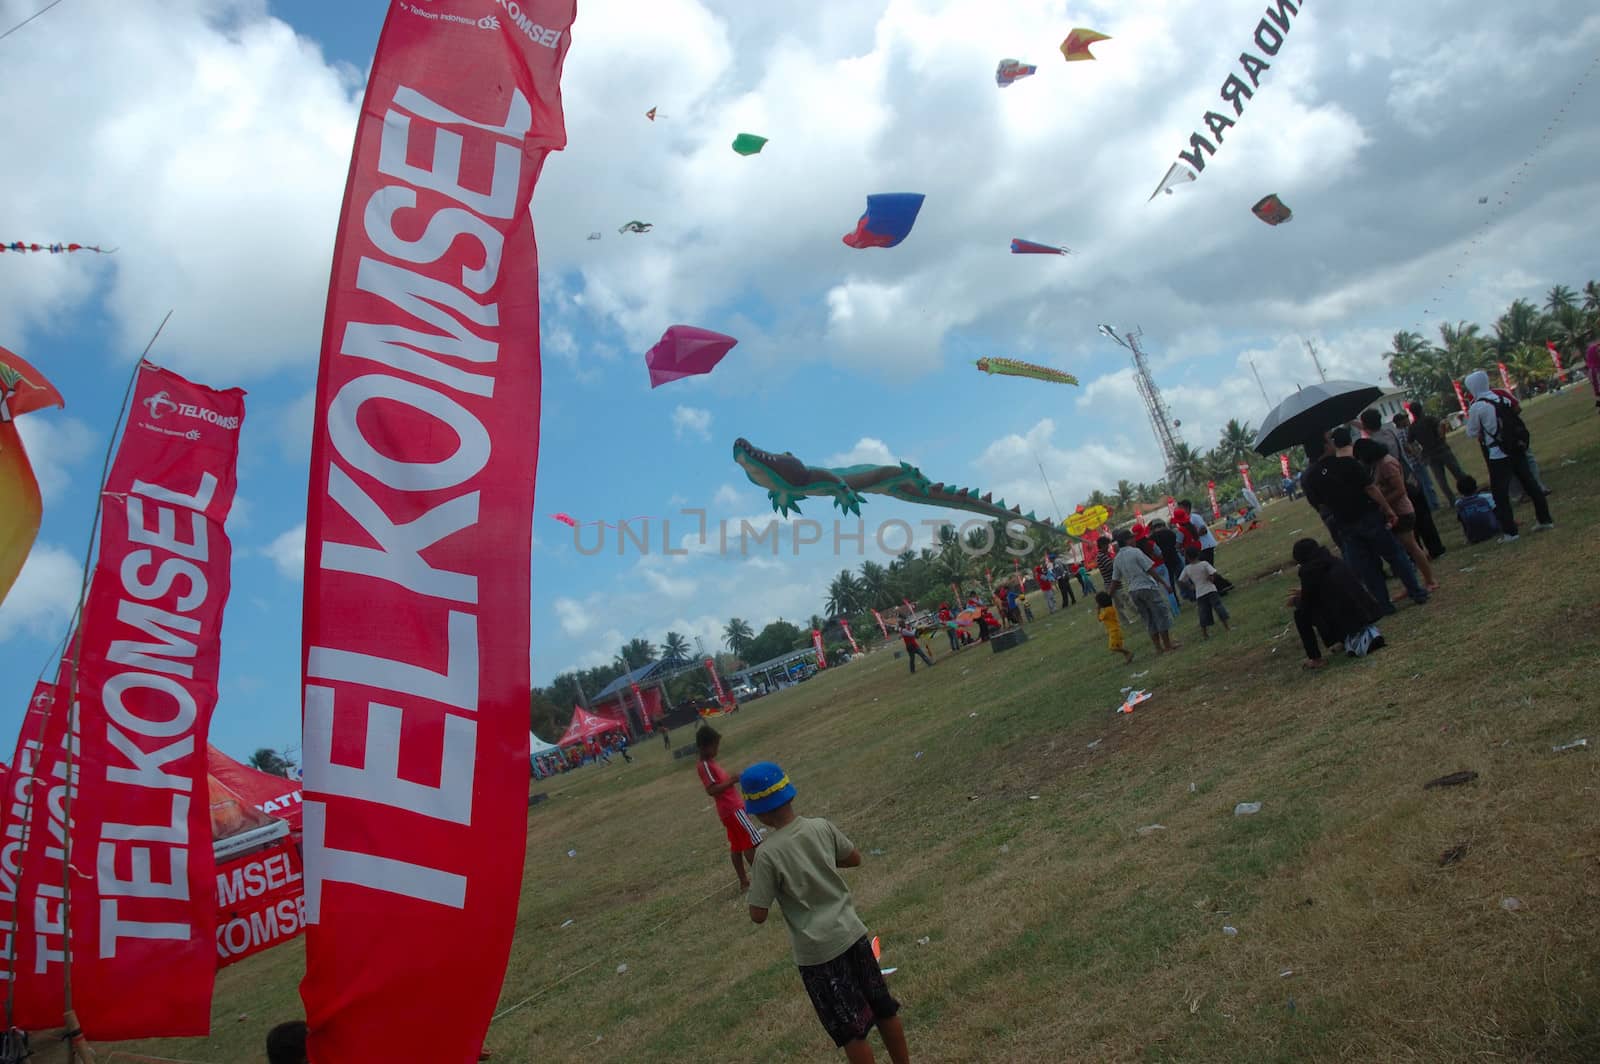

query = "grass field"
[123, 391, 1599, 1063]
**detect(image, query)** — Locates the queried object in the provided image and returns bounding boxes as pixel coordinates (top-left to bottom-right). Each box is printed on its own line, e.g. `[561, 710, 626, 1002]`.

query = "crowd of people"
[1291, 374, 1556, 667]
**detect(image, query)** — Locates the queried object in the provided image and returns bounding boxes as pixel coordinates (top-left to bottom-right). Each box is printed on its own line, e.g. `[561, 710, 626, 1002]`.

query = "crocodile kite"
[732, 438, 1057, 533]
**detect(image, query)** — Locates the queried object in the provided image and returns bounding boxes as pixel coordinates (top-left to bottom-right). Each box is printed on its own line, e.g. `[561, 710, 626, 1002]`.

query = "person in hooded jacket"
[1462, 369, 1553, 540]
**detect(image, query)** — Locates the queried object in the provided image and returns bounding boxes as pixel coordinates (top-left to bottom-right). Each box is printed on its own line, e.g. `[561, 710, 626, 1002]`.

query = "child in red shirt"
[697, 725, 762, 889]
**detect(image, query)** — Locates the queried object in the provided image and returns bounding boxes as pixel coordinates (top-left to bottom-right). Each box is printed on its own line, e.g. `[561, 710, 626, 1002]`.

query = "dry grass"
[114, 391, 1600, 1063]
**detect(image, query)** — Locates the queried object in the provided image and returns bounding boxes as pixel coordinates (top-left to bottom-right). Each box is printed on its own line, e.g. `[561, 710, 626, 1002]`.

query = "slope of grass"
[122, 392, 1600, 1063]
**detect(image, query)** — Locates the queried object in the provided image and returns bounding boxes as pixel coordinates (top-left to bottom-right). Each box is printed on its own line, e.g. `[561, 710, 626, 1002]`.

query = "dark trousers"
[905, 640, 933, 672]
[1408, 482, 1445, 558]
[1294, 608, 1322, 660]
[1487, 452, 1551, 535]
[1335, 510, 1428, 610]
[1426, 450, 1467, 505]
[946, 627, 960, 652]
[1059, 578, 1076, 605]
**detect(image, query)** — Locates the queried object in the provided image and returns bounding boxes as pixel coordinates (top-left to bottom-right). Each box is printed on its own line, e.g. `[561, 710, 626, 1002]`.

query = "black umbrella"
[1252, 380, 1384, 455]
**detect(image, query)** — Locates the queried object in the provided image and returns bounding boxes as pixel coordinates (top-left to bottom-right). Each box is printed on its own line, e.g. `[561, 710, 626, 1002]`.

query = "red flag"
[12, 363, 244, 1038]
[214, 841, 305, 969]
[1279, 453, 1292, 478]
[1207, 481, 1220, 519]
[297, 2, 573, 1060]
[839, 620, 861, 654]
[811, 629, 828, 669]
[1237, 463, 1254, 493]
[870, 608, 889, 639]
[1497, 362, 1512, 391]
[704, 658, 733, 710]
[628, 680, 652, 733]
[1451, 379, 1469, 414]
[1545, 340, 1565, 380]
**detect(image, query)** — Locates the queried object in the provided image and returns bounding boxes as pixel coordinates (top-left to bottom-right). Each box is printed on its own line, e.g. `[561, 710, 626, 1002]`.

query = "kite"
[842, 193, 925, 249]
[976, 357, 1079, 386]
[1251, 193, 1292, 225]
[1061, 28, 1110, 61]
[586, 232, 602, 240]
[645, 107, 658, 121]
[731, 133, 768, 156]
[552, 513, 578, 527]
[734, 437, 1058, 533]
[646, 325, 739, 388]
[1009, 238, 1072, 255]
[871, 935, 898, 977]
[1064, 504, 1110, 537]
[618, 221, 653, 234]
[1148, 163, 1197, 201]
[0, 346, 65, 606]
[1117, 690, 1153, 715]
[0, 242, 113, 254]
[995, 59, 1037, 87]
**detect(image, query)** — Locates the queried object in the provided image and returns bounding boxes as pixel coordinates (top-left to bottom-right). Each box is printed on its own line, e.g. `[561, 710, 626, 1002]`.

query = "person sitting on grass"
[1453, 475, 1501, 544]
[1108, 528, 1181, 654]
[1287, 538, 1385, 670]
[741, 761, 911, 1064]
[1095, 591, 1133, 664]
[1176, 547, 1231, 639]
[697, 725, 763, 890]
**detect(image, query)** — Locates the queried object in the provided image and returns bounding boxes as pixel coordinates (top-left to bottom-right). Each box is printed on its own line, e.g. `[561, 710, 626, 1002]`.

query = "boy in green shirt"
[741, 762, 910, 1064]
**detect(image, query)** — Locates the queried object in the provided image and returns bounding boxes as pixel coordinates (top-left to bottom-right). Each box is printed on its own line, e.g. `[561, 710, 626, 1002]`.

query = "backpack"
[1482, 396, 1530, 455]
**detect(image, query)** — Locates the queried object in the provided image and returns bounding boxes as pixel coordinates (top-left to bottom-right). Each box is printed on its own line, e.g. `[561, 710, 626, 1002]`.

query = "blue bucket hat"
[740, 761, 796, 815]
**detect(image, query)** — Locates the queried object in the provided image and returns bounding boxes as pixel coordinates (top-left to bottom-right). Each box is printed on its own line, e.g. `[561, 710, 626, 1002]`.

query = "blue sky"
[1, 0, 1597, 759]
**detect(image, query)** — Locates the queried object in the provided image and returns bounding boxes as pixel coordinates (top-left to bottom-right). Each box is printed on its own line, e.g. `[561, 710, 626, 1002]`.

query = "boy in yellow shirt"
[1096, 591, 1134, 663]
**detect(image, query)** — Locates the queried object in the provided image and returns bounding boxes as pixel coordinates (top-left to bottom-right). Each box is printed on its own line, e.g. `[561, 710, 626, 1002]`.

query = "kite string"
[0, 0, 67, 43]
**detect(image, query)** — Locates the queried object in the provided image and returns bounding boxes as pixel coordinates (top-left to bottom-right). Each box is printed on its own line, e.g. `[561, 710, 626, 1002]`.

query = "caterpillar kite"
[1, 242, 114, 254]
[975, 357, 1079, 386]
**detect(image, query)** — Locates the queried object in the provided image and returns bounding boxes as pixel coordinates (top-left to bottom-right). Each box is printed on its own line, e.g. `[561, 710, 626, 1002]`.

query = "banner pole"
[56, 313, 171, 1061]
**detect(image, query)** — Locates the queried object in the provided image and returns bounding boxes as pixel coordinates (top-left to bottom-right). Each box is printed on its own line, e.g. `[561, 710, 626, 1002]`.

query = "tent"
[557, 705, 627, 747]
[207, 744, 304, 832]
[210, 774, 289, 861]
[530, 732, 561, 757]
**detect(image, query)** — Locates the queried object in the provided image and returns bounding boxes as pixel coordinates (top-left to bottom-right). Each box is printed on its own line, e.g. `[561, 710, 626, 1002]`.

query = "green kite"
[731, 133, 768, 156]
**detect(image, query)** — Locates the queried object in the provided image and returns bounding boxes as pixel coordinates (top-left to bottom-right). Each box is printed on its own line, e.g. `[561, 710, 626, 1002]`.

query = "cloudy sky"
[2, 0, 1597, 756]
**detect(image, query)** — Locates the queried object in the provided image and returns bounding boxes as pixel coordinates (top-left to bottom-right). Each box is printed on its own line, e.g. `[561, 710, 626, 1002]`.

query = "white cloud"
[274, 389, 316, 460]
[0, 542, 81, 642]
[554, 597, 594, 637]
[13, 415, 95, 503]
[672, 405, 712, 440]
[712, 483, 743, 507]
[263, 523, 305, 581]
[826, 437, 899, 467]
[0, 2, 360, 377]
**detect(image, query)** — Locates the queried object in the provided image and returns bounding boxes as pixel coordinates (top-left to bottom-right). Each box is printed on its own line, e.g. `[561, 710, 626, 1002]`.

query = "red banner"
[215, 841, 305, 968]
[628, 680, 651, 733]
[1451, 379, 1469, 414]
[1546, 340, 1566, 379]
[1, 679, 58, 1003]
[1497, 362, 1512, 391]
[11, 363, 244, 1038]
[1237, 463, 1254, 493]
[1279, 453, 1292, 478]
[704, 657, 734, 710]
[1206, 480, 1220, 519]
[839, 621, 860, 654]
[811, 629, 828, 669]
[296, 2, 573, 1060]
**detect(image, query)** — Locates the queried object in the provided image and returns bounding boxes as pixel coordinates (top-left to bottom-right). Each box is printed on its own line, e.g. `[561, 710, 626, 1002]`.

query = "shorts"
[799, 935, 901, 1047]
[1393, 512, 1416, 533]
[1196, 591, 1230, 629]
[720, 809, 763, 854]
[1129, 588, 1171, 634]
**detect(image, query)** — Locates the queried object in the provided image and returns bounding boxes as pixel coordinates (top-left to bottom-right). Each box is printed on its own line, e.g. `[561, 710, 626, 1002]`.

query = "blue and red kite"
[1010, 238, 1072, 255]
[842, 193, 925, 249]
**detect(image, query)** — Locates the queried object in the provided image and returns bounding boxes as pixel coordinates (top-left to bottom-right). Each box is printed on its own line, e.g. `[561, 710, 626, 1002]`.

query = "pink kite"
[645, 325, 738, 388]
[553, 513, 578, 527]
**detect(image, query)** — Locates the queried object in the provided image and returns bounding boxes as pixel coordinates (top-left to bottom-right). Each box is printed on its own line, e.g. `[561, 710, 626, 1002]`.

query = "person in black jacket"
[1288, 538, 1386, 669]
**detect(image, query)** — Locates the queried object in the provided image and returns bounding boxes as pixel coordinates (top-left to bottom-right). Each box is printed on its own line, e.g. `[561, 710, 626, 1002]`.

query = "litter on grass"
[1424, 770, 1479, 789]
[1137, 824, 1167, 836]
[1087, 739, 1103, 750]
[917, 937, 931, 946]
[914, 751, 925, 759]
[1117, 690, 1153, 714]
[1501, 897, 1523, 912]
[560, 918, 575, 928]
[566, 849, 578, 858]
[616, 964, 629, 974]
[1552, 738, 1589, 752]
[1234, 802, 1262, 816]
[1222, 925, 1239, 936]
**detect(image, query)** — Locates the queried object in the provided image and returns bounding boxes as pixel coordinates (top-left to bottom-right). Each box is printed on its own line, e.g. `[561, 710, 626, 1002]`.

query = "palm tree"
[1086, 488, 1110, 510]
[1217, 418, 1255, 466]
[1113, 479, 1135, 508]
[1504, 343, 1549, 395]
[722, 618, 754, 656]
[1548, 304, 1594, 378]
[1491, 301, 1549, 358]
[825, 570, 866, 616]
[1545, 284, 1578, 315]
[807, 614, 827, 633]
[616, 637, 656, 671]
[1203, 447, 1234, 484]
[857, 560, 891, 606]
[662, 631, 691, 661]
[1168, 442, 1209, 491]
[1583, 280, 1600, 314]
